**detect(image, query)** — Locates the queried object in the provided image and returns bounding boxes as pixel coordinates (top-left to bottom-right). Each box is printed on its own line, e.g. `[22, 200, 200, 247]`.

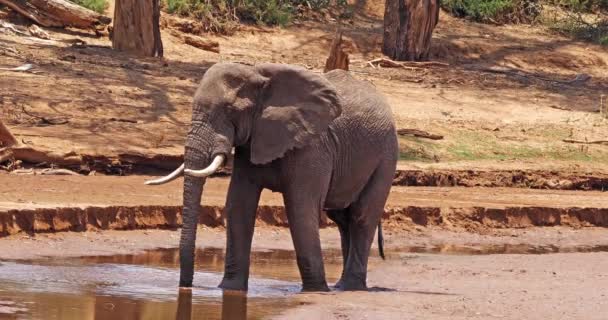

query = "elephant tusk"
[184, 154, 225, 177]
[144, 164, 185, 185]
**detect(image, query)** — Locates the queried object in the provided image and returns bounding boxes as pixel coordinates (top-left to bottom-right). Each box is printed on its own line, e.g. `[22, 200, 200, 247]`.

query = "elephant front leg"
[219, 173, 262, 291]
[284, 192, 330, 292]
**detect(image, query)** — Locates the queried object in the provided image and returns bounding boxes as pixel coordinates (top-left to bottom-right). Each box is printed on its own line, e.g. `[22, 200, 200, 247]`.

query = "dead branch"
[20, 105, 69, 126]
[0, 0, 111, 30]
[324, 30, 349, 73]
[40, 168, 80, 175]
[397, 128, 444, 140]
[9, 168, 79, 175]
[549, 105, 571, 111]
[169, 30, 219, 53]
[367, 57, 448, 69]
[563, 139, 608, 146]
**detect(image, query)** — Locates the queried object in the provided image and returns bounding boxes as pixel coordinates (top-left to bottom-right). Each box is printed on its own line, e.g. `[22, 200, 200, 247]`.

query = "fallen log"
[0, 0, 111, 30]
[0, 120, 81, 166]
[183, 34, 220, 53]
[397, 128, 444, 140]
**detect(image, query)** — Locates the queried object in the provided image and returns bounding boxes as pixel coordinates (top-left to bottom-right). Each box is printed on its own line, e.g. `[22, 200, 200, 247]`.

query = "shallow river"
[1, 244, 607, 319]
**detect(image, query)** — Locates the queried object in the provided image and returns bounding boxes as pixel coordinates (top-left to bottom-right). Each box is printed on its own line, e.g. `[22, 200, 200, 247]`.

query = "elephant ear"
[250, 63, 342, 164]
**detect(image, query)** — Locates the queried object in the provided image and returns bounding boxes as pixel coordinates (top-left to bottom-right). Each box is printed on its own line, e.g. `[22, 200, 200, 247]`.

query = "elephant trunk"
[179, 173, 205, 287]
[178, 119, 233, 287]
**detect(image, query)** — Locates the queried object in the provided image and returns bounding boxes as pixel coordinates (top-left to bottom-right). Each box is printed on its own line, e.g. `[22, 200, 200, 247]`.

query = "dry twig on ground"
[563, 139, 608, 146]
[367, 58, 448, 70]
[397, 128, 444, 140]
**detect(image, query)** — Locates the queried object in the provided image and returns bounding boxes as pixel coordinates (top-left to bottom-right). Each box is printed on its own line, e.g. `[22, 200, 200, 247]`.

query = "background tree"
[112, 0, 163, 57]
[382, 0, 440, 61]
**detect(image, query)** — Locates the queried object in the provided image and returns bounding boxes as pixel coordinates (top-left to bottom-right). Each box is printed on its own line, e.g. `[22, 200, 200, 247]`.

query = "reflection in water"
[175, 289, 193, 320]
[75, 247, 343, 283]
[0, 248, 307, 320]
[221, 291, 248, 320]
[172, 289, 248, 320]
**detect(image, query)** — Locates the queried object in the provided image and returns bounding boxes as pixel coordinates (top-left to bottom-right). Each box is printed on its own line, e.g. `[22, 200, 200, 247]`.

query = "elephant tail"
[378, 222, 385, 260]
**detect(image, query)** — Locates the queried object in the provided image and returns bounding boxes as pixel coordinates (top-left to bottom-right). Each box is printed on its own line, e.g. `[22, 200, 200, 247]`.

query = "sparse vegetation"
[71, 0, 108, 14]
[164, 0, 344, 27]
[440, 0, 542, 23]
[441, 0, 607, 45]
[546, 0, 608, 13]
[541, 4, 608, 45]
[398, 128, 608, 163]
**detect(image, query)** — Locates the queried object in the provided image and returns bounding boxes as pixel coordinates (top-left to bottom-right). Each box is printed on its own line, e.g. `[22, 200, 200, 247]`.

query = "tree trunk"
[112, 0, 163, 57]
[324, 30, 349, 73]
[0, 0, 111, 29]
[382, 0, 439, 61]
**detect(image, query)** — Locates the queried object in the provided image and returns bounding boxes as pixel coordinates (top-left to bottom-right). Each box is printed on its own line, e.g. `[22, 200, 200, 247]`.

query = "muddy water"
[1, 244, 607, 319]
[0, 248, 328, 320]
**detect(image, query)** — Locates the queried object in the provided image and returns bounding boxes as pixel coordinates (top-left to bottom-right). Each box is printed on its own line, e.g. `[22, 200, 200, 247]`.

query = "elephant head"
[145, 63, 342, 287]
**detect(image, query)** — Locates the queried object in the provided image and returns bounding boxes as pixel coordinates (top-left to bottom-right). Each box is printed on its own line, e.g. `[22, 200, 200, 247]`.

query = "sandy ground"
[0, 226, 607, 320]
[1, 3, 607, 173]
[1, 174, 607, 210]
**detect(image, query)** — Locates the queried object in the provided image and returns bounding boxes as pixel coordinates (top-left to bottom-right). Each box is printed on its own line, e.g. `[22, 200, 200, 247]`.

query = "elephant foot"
[219, 278, 248, 292]
[301, 281, 331, 292]
[338, 278, 368, 291]
[333, 278, 344, 289]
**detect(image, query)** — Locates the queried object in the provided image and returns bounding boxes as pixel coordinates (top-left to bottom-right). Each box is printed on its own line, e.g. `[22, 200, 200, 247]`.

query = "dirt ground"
[1, 0, 607, 174]
[0, 174, 606, 319]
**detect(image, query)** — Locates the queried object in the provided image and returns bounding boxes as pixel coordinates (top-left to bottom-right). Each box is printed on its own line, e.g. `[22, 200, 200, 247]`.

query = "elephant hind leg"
[341, 162, 394, 291]
[326, 209, 350, 288]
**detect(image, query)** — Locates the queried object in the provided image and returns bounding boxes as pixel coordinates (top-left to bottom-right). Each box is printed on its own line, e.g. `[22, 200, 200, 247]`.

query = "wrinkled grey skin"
[179, 62, 398, 292]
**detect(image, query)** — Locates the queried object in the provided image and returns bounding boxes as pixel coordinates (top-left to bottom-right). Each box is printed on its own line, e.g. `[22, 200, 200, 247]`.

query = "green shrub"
[441, 0, 542, 23]
[71, 0, 108, 14]
[234, 0, 293, 25]
[163, 0, 348, 29]
[164, 0, 295, 26]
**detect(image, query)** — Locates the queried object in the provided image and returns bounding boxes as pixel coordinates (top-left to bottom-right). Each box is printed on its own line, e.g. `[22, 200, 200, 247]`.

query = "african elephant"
[146, 62, 398, 292]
